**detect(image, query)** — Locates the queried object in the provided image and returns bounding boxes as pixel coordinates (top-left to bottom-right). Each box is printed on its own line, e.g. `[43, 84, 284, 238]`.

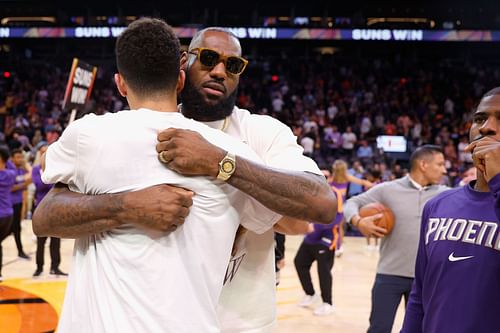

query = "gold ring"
[158, 151, 169, 164]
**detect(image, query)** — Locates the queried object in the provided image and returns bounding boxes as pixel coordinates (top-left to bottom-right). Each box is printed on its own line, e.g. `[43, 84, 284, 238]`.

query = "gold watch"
[217, 152, 236, 181]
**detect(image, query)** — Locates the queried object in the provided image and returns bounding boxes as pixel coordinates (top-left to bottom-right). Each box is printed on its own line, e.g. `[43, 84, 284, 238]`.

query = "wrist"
[211, 148, 226, 178]
[216, 151, 236, 181]
[351, 215, 361, 228]
[110, 192, 128, 225]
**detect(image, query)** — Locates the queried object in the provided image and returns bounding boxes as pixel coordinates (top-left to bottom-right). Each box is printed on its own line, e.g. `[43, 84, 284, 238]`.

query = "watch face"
[222, 160, 235, 173]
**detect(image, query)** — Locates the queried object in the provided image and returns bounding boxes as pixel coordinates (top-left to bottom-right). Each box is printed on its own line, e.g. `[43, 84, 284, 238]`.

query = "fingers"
[366, 213, 383, 222]
[464, 142, 476, 153]
[157, 128, 177, 143]
[465, 137, 498, 152]
[158, 151, 170, 164]
[468, 140, 500, 175]
[371, 226, 388, 238]
[359, 215, 387, 238]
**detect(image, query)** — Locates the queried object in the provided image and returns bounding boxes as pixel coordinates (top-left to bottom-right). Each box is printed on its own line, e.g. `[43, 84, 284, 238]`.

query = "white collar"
[407, 175, 430, 191]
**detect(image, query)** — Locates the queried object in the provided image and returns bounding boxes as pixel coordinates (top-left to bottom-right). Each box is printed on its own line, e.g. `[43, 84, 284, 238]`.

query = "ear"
[114, 73, 127, 97]
[419, 159, 428, 172]
[180, 51, 188, 71]
[176, 69, 185, 94]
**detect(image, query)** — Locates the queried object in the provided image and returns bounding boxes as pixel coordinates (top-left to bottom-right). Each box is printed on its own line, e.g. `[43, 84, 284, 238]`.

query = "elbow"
[32, 208, 49, 237]
[313, 193, 338, 224]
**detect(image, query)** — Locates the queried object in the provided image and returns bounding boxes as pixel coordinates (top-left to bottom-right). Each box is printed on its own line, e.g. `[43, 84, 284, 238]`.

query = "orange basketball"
[359, 202, 395, 234]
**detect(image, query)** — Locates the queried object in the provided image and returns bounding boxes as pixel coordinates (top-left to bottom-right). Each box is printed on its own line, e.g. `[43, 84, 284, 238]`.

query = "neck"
[127, 93, 178, 113]
[474, 172, 490, 192]
[408, 171, 428, 186]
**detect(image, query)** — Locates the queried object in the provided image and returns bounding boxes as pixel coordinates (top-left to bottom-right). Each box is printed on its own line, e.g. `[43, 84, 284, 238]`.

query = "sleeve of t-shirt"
[488, 173, 500, 221]
[6, 160, 15, 170]
[343, 182, 388, 224]
[247, 114, 321, 175]
[6, 169, 16, 186]
[400, 202, 431, 333]
[236, 114, 324, 232]
[42, 120, 80, 186]
[238, 195, 282, 234]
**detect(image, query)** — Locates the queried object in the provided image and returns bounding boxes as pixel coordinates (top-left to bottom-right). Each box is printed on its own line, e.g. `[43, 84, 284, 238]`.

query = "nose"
[209, 61, 228, 80]
[479, 116, 498, 137]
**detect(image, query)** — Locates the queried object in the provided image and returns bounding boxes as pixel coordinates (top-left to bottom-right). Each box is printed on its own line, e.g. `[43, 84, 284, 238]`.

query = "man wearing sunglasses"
[34, 27, 337, 332]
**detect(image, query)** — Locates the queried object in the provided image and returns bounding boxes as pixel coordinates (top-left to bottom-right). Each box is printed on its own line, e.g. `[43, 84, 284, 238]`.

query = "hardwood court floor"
[1, 220, 405, 333]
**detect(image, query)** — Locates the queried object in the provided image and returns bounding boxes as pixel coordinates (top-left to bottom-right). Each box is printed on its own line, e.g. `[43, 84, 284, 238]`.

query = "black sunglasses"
[188, 47, 249, 75]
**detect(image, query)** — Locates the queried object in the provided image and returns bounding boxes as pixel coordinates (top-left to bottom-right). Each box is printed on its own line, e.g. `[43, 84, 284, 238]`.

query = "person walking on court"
[9, 148, 31, 260]
[0, 146, 16, 281]
[294, 168, 345, 316]
[401, 87, 500, 333]
[32, 142, 66, 277]
[344, 145, 449, 333]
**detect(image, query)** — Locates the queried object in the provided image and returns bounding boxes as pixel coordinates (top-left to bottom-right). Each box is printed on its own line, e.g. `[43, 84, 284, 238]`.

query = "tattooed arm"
[227, 158, 336, 223]
[156, 128, 337, 224]
[32, 183, 193, 238]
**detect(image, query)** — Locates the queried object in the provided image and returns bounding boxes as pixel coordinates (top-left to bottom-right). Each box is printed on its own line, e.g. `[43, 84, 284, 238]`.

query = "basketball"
[359, 202, 395, 234]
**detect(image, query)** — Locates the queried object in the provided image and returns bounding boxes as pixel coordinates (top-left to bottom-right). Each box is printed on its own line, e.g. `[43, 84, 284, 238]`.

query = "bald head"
[189, 28, 242, 55]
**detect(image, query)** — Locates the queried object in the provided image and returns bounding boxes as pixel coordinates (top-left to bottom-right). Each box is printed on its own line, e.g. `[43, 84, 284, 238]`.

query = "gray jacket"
[344, 176, 449, 278]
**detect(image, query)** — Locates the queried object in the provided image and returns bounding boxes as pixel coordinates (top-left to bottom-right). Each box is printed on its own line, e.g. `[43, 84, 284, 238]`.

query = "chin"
[204, 93, 224, 101]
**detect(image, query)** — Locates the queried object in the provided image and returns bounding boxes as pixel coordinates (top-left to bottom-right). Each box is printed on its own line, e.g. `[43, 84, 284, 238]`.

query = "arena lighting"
[271, 75, 279, 82]
[3, 71, 11, 78]
[1, 16, 56, 25]
[3, 26, 500, 42]
[367, 17, 435, 28]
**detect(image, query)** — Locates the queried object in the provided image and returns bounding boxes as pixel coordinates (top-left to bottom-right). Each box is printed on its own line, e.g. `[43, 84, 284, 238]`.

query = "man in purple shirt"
[10, 149, 31, 259]
[0, 146, 16, 280]
[401, 87, 500, 333]
[32, 143, 66, 277]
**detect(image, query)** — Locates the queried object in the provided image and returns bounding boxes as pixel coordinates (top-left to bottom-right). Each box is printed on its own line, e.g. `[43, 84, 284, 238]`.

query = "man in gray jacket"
[344, 145, 448, 333]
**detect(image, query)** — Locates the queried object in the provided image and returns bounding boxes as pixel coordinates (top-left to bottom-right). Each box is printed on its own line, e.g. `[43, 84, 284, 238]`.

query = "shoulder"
[231, 107, 290, 131]
[426, 186, 461, 207]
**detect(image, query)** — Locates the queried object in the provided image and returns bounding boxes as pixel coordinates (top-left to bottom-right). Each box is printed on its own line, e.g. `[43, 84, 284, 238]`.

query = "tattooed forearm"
[228, 157, 337, 223]
[32, 183, 123, 238]
[32, 183, 193, 238]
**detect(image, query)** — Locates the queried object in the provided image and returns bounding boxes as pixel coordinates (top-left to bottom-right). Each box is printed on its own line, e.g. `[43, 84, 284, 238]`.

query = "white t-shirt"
[300, 136, 315, 154]
[214, 107, 322, 333]
[43, 109, 276, 333]
[342, 131, 357, 150]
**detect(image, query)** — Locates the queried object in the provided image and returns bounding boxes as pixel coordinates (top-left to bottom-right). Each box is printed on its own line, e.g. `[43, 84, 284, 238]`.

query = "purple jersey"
[0, 168, 16, 218]
[10, 165, 27, 205]
[31, 165, 53, 207]
[402, 174, 500, 333]
[304, 181, 345, 248]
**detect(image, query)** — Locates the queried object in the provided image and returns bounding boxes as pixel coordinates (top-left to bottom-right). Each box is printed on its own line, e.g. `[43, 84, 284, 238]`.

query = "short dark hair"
[0, 146, 10, 163]
[409, 145, 443, 171]
[116, 18, 180, 96]
[10, 148, 22, 157]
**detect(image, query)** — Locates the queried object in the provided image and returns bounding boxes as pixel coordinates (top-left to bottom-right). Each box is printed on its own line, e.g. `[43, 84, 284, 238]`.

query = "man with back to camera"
[34, 26, 338, 332]
[344, 145, 449, 333]
[401, 87, 500, 333]
[38, 18, 296, 332]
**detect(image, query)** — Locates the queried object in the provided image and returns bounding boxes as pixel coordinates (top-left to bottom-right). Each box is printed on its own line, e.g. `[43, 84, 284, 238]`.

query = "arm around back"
[32, 183, 193, 238]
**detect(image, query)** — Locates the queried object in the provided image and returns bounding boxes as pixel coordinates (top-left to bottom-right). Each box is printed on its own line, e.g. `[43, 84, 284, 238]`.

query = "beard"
[180, 75, 237, 121]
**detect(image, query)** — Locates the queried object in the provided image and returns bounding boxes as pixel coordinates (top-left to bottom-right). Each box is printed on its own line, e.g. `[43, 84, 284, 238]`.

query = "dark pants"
[36, 237, 61, 271]
[11, 202, 25, 255]
[368, 273, 414, 333]
[274, 232, 285, 271]
[294, 242, 335, 304]
[0, 215, 13, 275]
